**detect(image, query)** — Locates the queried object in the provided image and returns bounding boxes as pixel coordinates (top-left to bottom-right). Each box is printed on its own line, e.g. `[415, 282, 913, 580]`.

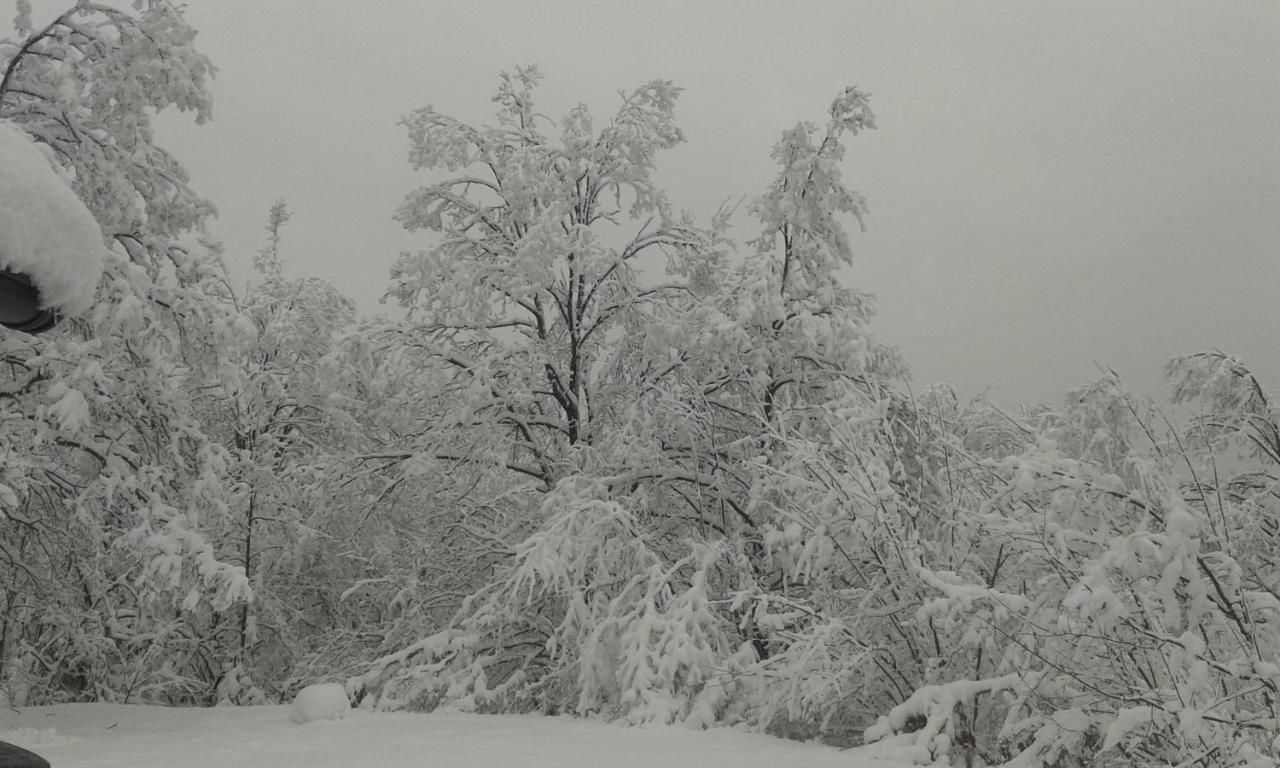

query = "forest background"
[2, 4, 1279, 767]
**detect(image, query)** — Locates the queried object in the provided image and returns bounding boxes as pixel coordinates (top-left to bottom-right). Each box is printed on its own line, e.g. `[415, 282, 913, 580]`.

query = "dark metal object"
[0, 740, 50, 768]
[0, 268, 58, 333]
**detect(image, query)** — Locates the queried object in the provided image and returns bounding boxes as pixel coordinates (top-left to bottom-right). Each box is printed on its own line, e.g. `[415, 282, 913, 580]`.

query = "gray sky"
[135, 0, 1278, 406]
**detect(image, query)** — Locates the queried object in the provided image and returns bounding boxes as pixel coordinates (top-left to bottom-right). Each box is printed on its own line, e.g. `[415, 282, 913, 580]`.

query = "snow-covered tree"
[850, 366, 1280, 767]
[326, 67, 714, 672]
[2, 0, 214, 239]
[175, 200, 362, 704]
[383, 65, 716, 464]
[348, 70, 909, 733]
[0, 1, 251, 705]
[347, 66, 1280, 765]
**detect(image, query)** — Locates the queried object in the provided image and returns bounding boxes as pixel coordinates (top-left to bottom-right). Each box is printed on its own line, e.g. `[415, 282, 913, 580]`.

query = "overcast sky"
[130, 0, 1280, 406]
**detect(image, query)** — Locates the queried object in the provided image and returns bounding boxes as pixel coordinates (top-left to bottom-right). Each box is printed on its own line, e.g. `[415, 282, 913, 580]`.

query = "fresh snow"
[0, 704, 914, 768]
[289, 683, 350, 724]
[0, 120, 106, 315]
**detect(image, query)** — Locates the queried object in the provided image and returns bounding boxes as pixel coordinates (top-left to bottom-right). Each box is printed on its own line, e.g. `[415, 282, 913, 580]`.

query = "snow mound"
[0, 120, 106, 316]
[290, 683, 351, 724]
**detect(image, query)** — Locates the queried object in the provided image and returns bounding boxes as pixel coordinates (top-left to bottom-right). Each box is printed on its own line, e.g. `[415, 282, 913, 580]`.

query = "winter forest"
[2, 3, 1279, 767]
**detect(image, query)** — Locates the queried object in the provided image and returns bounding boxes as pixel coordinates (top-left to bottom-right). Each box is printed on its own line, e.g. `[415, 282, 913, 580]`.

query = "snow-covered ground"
[0, 703, 913, 768]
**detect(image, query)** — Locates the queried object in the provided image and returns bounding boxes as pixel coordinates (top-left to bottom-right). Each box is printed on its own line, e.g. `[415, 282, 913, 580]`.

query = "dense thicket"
[2, 6, 1277, 767]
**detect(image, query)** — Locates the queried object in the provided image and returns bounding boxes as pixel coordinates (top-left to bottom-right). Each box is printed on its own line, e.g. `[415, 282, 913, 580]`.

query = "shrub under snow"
[290, 683, 351, 724]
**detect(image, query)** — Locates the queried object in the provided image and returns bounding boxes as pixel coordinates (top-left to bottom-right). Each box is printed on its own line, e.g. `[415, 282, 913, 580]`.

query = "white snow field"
[0, 703, 915, 768]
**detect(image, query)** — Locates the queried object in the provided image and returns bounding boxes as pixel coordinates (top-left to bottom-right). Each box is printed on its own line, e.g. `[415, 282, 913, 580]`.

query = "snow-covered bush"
[215, 665, 270, 707]
[290, 682, 351, 724]
[857, 370, 1280, 767]
[354, 481, 747, 725]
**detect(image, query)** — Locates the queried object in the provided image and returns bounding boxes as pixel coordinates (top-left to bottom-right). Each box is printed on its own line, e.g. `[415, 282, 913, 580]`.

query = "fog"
[143, 0, 1279, 405]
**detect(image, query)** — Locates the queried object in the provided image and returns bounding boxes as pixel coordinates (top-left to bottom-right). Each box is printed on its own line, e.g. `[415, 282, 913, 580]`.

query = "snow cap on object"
[0, 120, 106, 316]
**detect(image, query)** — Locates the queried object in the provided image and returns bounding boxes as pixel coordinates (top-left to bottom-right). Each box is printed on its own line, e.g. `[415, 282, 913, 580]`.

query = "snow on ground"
[0, 703, 915, 768]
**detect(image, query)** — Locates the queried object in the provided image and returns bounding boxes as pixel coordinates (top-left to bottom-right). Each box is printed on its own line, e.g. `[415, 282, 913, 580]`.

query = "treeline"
[2, 6, 1277, 768]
